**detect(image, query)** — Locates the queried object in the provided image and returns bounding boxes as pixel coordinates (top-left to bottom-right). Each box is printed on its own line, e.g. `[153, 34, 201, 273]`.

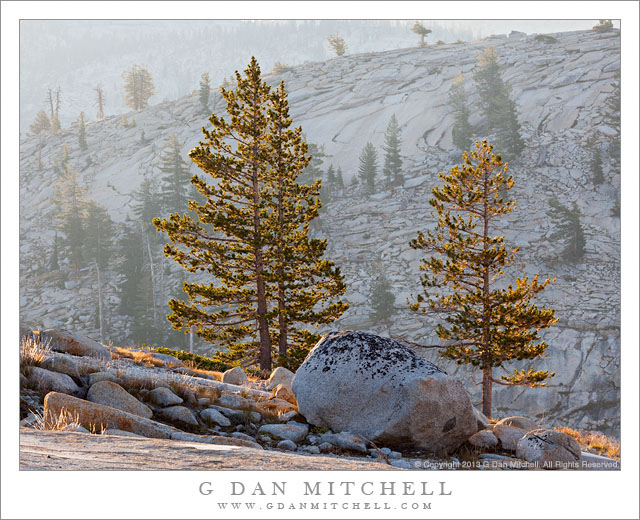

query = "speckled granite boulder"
[292, 331, 476, 454]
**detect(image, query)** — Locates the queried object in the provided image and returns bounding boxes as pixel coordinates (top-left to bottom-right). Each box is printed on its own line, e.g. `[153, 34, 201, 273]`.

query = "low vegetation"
[154, 347, 232, 372]
[555, 426, 620, 460]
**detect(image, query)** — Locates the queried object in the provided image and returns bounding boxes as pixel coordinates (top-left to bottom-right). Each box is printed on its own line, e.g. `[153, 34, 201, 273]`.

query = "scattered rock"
[279, 410, 301, 422]
[88, 372, 121, 386]
[20, 413, 39, 427]
[300, 445, 321, 454]
[277, 439, 297, 451]
[200, 408, 232, 427]
[209, 405, 261, 424]
[318, 442, 334, 453]
[216, 393, 249, 410]
[258, 422, 309, 443]
[266, 367, 295, 390]
[102, 429, 145, 438]
[390, 459, 413, 469]
[87, 381, 153, 419]
[272, 384, 297, 405]
[493, 424, 528, 451]
[148, 387, 183, 407]
[158, 406, 199, 427]
[293, 331, 477, 454]
[150, 353, 185, 368]
[40, 329, 111, 360]
[516, 429, 582, 468]
[40, 356, 81, 379]
[27, 367, 80, 395]
[197, 397, 211, 407]
[222, 366, 249, 386]
[468, 429, 499, 449]
[169, 431, 262, 450]
[496, 416, 538, 432]
[231, 431, 257, 443]
[320, 431, 368, 453]
[61, 422, 90, 433]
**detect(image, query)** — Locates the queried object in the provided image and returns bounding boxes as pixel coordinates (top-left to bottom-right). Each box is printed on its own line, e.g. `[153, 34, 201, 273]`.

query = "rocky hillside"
[19, 29, 621, 434]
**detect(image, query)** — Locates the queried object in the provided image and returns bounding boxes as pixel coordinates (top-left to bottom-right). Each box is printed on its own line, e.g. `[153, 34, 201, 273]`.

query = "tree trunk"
[482, 366, 493, 418]
[278, 285, 288, 357]
[94, 259, 104, 343]
[144, 231, 158, 326]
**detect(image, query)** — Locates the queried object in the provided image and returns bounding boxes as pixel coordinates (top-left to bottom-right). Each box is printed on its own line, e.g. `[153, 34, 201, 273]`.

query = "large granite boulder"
[292, 331, 477, 454]
[87, 381, 152, 419]
[516, 429, 582, 468]
[39, 329, 111, 361]
[27, 367, 80, 396]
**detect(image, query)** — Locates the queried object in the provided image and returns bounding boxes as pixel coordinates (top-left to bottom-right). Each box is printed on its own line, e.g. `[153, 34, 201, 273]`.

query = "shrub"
[555, 426, 620, 460]
[272, 61, 292, 74]
[534, 34, 558, 44]
[154, 347, 232, 372]
[592, 19, 614, 32]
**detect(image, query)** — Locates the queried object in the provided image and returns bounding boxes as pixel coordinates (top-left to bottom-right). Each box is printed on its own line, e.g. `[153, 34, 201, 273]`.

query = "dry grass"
[184, 361, 223, 381]
[20, 336, 51, 377]
[32, 407, 102, 434]
[111, 346, 164, 368]
[556, 426, 620, 460]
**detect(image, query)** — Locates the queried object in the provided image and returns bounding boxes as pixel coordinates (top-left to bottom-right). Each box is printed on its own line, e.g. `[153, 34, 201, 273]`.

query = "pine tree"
[94, 85, 105, 120]
[199, 72, 211, 115]
[155, 58, 347, 372]
[29, 110, 51, 136]
[266, 82, 348, 369]
[46, 87, 62, 135]
[358, 142, 378, 194]
[299, 140, 326, 184]
[54, 161, 88, 273]
[448, 73, 474, 152]
[611, 194, 620, 217]
[77, 112, 88, 151]
[382, 114, 404, 187]
[603, 72, 620, 170]
[122, 64, 155, 111]
[49, 233, 60, 271]
[158, 135, 191, 215]
[327, 35, 347, 56]
[411, 21, 432, 47]
[548, 197, 586, 263]
[84, 202, 116, 342]
[473, 47, 524, 160]
[335, 166, 345, 192]
[410, 141, 557, 418]
[370, 268, 396, 323]
[326, 164, 337, 194]
[587, 136, 604, 185]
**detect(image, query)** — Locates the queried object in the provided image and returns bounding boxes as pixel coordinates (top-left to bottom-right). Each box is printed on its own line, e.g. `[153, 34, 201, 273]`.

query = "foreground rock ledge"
[19, 429, 397, 471]
[293, 331, 477, 454]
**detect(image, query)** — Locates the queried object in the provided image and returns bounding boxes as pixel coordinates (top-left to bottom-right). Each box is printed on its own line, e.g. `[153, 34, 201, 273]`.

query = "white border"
[2, 2, 638, 519]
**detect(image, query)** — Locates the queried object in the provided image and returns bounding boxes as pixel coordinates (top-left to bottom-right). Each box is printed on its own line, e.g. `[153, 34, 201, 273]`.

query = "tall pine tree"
[548, 197, 586, 263]
[199, 72, 211, 115]
[122, 64, 155, 111]
[473, 47, 524, 160]
[158, 135, 192, 215]
[410, 141, 557, 418]
[382, 114, 404, 187]
[77, 112, 88, 151]
[448, 73, 474, 152]
[358, 142, 378, 194]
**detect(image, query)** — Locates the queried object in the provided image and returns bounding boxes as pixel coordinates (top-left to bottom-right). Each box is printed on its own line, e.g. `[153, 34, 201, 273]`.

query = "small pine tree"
[49, 233, 60, 271]
[122, 64, 155, 111]
[587, 137, 604, 185]
[411, 21, 432, 47]
[358, 142, 378, 194]
[335, 166, 345, 192]
[199, 72, 211, 115]
[473, 47, 524, 160]
[448, 73, 474, 151]
[158, 135, 191, 215]
[548, 197, 586, 263]
[29, 110, 51, 136]
[326, 165, 337, 199]
[593, 19, 614, 32]
[611, 194, 620, 217]
[327, 35, 347, 56]
[94, 85, 105, 120]
[299, 140, 326, 184]
[370, 269, 396, 323]
[77, 112, 88, 151]
[410, 141, 557, 418]
[382, 114, 404, 187]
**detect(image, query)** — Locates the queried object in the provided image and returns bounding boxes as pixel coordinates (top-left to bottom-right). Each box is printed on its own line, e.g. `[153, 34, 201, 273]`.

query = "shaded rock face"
[292, 331, 477, 454]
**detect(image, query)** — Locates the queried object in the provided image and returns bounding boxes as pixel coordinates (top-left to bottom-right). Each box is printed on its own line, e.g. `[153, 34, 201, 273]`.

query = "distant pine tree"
[335, 166, 345, 192]
[382, 114, 404, 187]
[603, 72, 620, 170]
[49, 233, 60, 271]
[77, 112, 88, 151]
[448, 73, 474, 151]
[29, 110, 51, 136]
[299, 140, 326, 184]
[587, 137, 604, 185]
[548, 197, 586, 263]
[370, 269, 396, 323]
[199, 72, 211, 115]
[358, 142, 378, 194]
[158, 135, 191, 215]
[122, 64, 155, 111]
[473, 47, 524, 160]
[327, 34, 347, 56]
[411, 21, 432, 47]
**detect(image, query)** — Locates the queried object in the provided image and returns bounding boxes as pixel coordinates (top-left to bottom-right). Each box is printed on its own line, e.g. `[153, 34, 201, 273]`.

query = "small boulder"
[40, 329, 111, 360]
[516, 429, 582, 468]
[40, 356, 81, 379]
[150, 353, 184, 368]
[468, 429, 499, 449]
[159, 406, 199, 427]
[222, 366, 249, 386]
[209, 405, 261, 424]
[88, 372, 121, 386]
[231, 431, 257, 443]
[277, 439, 297, 451]
[148, 387, 183, 407]
[292, 331, 476, 454]
[496, 416, 538, 431]
[61, 422, 90, 433]
[493, 424, 528, 451]
[216, 393, 249, 410]
[300, 445, 321, 454]
[320, 431, 368, 453]
[87, 381, 153, 419]
[273, 384, 297, 405]
[102, 429, 144, 438]
[27, 367, 80, 395]
[266, 367, 295, 390]
[200, 408, 232, 427]
[318, 442, 334, 453]
[258, 422, 309, 443]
